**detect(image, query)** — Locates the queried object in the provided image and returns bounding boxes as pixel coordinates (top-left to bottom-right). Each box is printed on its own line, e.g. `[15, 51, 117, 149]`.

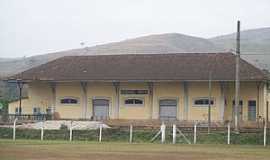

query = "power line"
[241, 54, 270, 55]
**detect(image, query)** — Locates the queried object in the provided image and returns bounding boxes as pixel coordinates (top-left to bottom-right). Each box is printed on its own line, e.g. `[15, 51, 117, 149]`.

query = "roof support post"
[113, 82, 120, 119]
[17, 80, 24, 115]
[208, 72, 212, 134]
[49, 82, 56, 118]
[148, 82, 154, 119]
[266, 100, 269, 126]
[256, 82, 261, 122]
[183, 82, 189, 120]
[81, 82, 88, 119]
[261, 82, 268, 128]
[266, 82, 269, 124]
[220, 82, 226, 122]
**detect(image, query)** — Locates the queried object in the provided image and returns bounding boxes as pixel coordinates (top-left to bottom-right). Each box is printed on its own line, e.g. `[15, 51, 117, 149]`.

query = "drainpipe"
[113, 82, 120, 119]
[148, 82, 154, 119]
[257, 82, 261, 122]
[17, 80, 23, 115]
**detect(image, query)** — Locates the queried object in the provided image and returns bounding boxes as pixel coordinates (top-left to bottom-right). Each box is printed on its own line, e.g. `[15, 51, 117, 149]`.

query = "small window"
[60, 97, 79, 104]
[15, 108, 18, 113]
[124, 98, 144, 106]
[33, 107, 41, 115]
[233, 100, 243, 106]
[121, 90, 148, 95]
[46, 107, 53, 114]
[15, 107, 21, 114]
[248, 100, 256, 107]
[193, 98, 214, 107]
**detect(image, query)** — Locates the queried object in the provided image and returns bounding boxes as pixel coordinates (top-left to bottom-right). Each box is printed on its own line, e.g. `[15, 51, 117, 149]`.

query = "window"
[232, 100, 244, 120]
[121, 90, 148, 95]
[33, 107, 41, 115]
[124, 98, 144, 106]
[193, 98, 214, 107]
[46, 107, 53, 114]
[248, 100, 256, 107]
[233, 100, 243, 106]
[248, 100, 256, 121]
[60, 97, 79, 104]
[15, 107, 21, 115]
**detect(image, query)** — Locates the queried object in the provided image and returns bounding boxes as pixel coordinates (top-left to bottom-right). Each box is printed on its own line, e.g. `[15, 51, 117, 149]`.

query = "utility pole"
[267, 101, 269, 125]
[235, 20, 241, 133]
[208, 71, 212, 134]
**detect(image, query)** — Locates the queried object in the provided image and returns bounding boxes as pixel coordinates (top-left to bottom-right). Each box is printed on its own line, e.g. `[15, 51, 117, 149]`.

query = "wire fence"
[0, 121, 269, 146]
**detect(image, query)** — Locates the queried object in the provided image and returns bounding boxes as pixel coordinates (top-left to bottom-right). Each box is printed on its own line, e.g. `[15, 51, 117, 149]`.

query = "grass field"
[0, 139, 269, 160]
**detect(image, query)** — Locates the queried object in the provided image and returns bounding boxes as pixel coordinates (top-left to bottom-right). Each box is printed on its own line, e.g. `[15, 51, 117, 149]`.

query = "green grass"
[0, 139, 269, 160]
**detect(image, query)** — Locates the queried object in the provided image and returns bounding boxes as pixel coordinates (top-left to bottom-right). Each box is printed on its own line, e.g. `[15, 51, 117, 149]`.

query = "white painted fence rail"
[194, 123, 197, 144]
[172, 124, 176, 144]
[99, 124, 102, 142]
[129, 125, 133, 143]
[13, 118, 18, 141]
[161, 123, 166, 144]
[227, 122, 230, 145]
[7, 120, 269, 146]
[41, 121, 44, 141]
[264, 124, 267, 147]
[69, 121, 73, 141]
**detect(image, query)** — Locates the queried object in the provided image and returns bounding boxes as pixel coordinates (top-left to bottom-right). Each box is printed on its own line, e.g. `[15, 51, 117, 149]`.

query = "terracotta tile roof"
[10, 52, 266, 81]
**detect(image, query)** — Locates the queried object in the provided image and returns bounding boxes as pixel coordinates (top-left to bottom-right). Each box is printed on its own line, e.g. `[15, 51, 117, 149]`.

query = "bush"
[0, 99, 8, 113]
[60, 124, 68, 130]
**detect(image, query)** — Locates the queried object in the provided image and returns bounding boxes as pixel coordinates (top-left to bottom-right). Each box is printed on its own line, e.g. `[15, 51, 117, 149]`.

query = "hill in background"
[1, 28, 270, 78]
[209, 27, 270, 70]
[0, 33, 223, 78]
[0, 28, 269, 101]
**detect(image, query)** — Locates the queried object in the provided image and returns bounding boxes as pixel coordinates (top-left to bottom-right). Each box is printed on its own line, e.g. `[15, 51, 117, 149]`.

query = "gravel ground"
[3, 120, 110, 130]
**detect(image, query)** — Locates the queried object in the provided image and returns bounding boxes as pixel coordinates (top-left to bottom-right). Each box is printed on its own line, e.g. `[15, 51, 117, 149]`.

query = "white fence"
[9, 119, 268, 147]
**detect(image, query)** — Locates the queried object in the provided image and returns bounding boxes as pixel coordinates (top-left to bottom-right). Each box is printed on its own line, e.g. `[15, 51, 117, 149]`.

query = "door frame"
[92, 97, 111, 119]
[158, 97, 179, 120]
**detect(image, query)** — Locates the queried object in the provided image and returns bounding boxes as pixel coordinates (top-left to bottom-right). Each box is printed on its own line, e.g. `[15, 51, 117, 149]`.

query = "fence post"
[99, 124, 102, 142]
[129, 124, 133, 143]
[13, 118, 18, 141]
[264, 124, 267, 147]
[194, 123, 197, 144]
[41, 121, 44, 141]
[172, 124, 176, 144]
[69, 121, 73, 142]
[161, 123, 166, 144]
[227, 122, 230, 145]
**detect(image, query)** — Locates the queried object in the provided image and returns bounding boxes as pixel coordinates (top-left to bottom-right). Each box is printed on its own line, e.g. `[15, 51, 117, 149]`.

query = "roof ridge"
[60, 52, 234, 58]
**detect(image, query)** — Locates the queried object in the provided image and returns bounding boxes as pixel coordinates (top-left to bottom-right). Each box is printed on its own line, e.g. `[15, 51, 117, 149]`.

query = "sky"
[0, 0, 270, 58]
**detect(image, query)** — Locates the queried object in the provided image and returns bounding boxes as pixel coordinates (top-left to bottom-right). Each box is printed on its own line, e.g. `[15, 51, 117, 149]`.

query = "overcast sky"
[0, 0, 270, 58]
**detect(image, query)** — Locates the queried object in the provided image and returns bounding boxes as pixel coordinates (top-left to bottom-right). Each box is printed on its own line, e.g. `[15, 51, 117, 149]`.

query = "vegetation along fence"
[0, 120, 269, 146]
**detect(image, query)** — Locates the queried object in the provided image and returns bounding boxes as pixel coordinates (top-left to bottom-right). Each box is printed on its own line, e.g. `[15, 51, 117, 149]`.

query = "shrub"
[60, 124, 68, 130]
